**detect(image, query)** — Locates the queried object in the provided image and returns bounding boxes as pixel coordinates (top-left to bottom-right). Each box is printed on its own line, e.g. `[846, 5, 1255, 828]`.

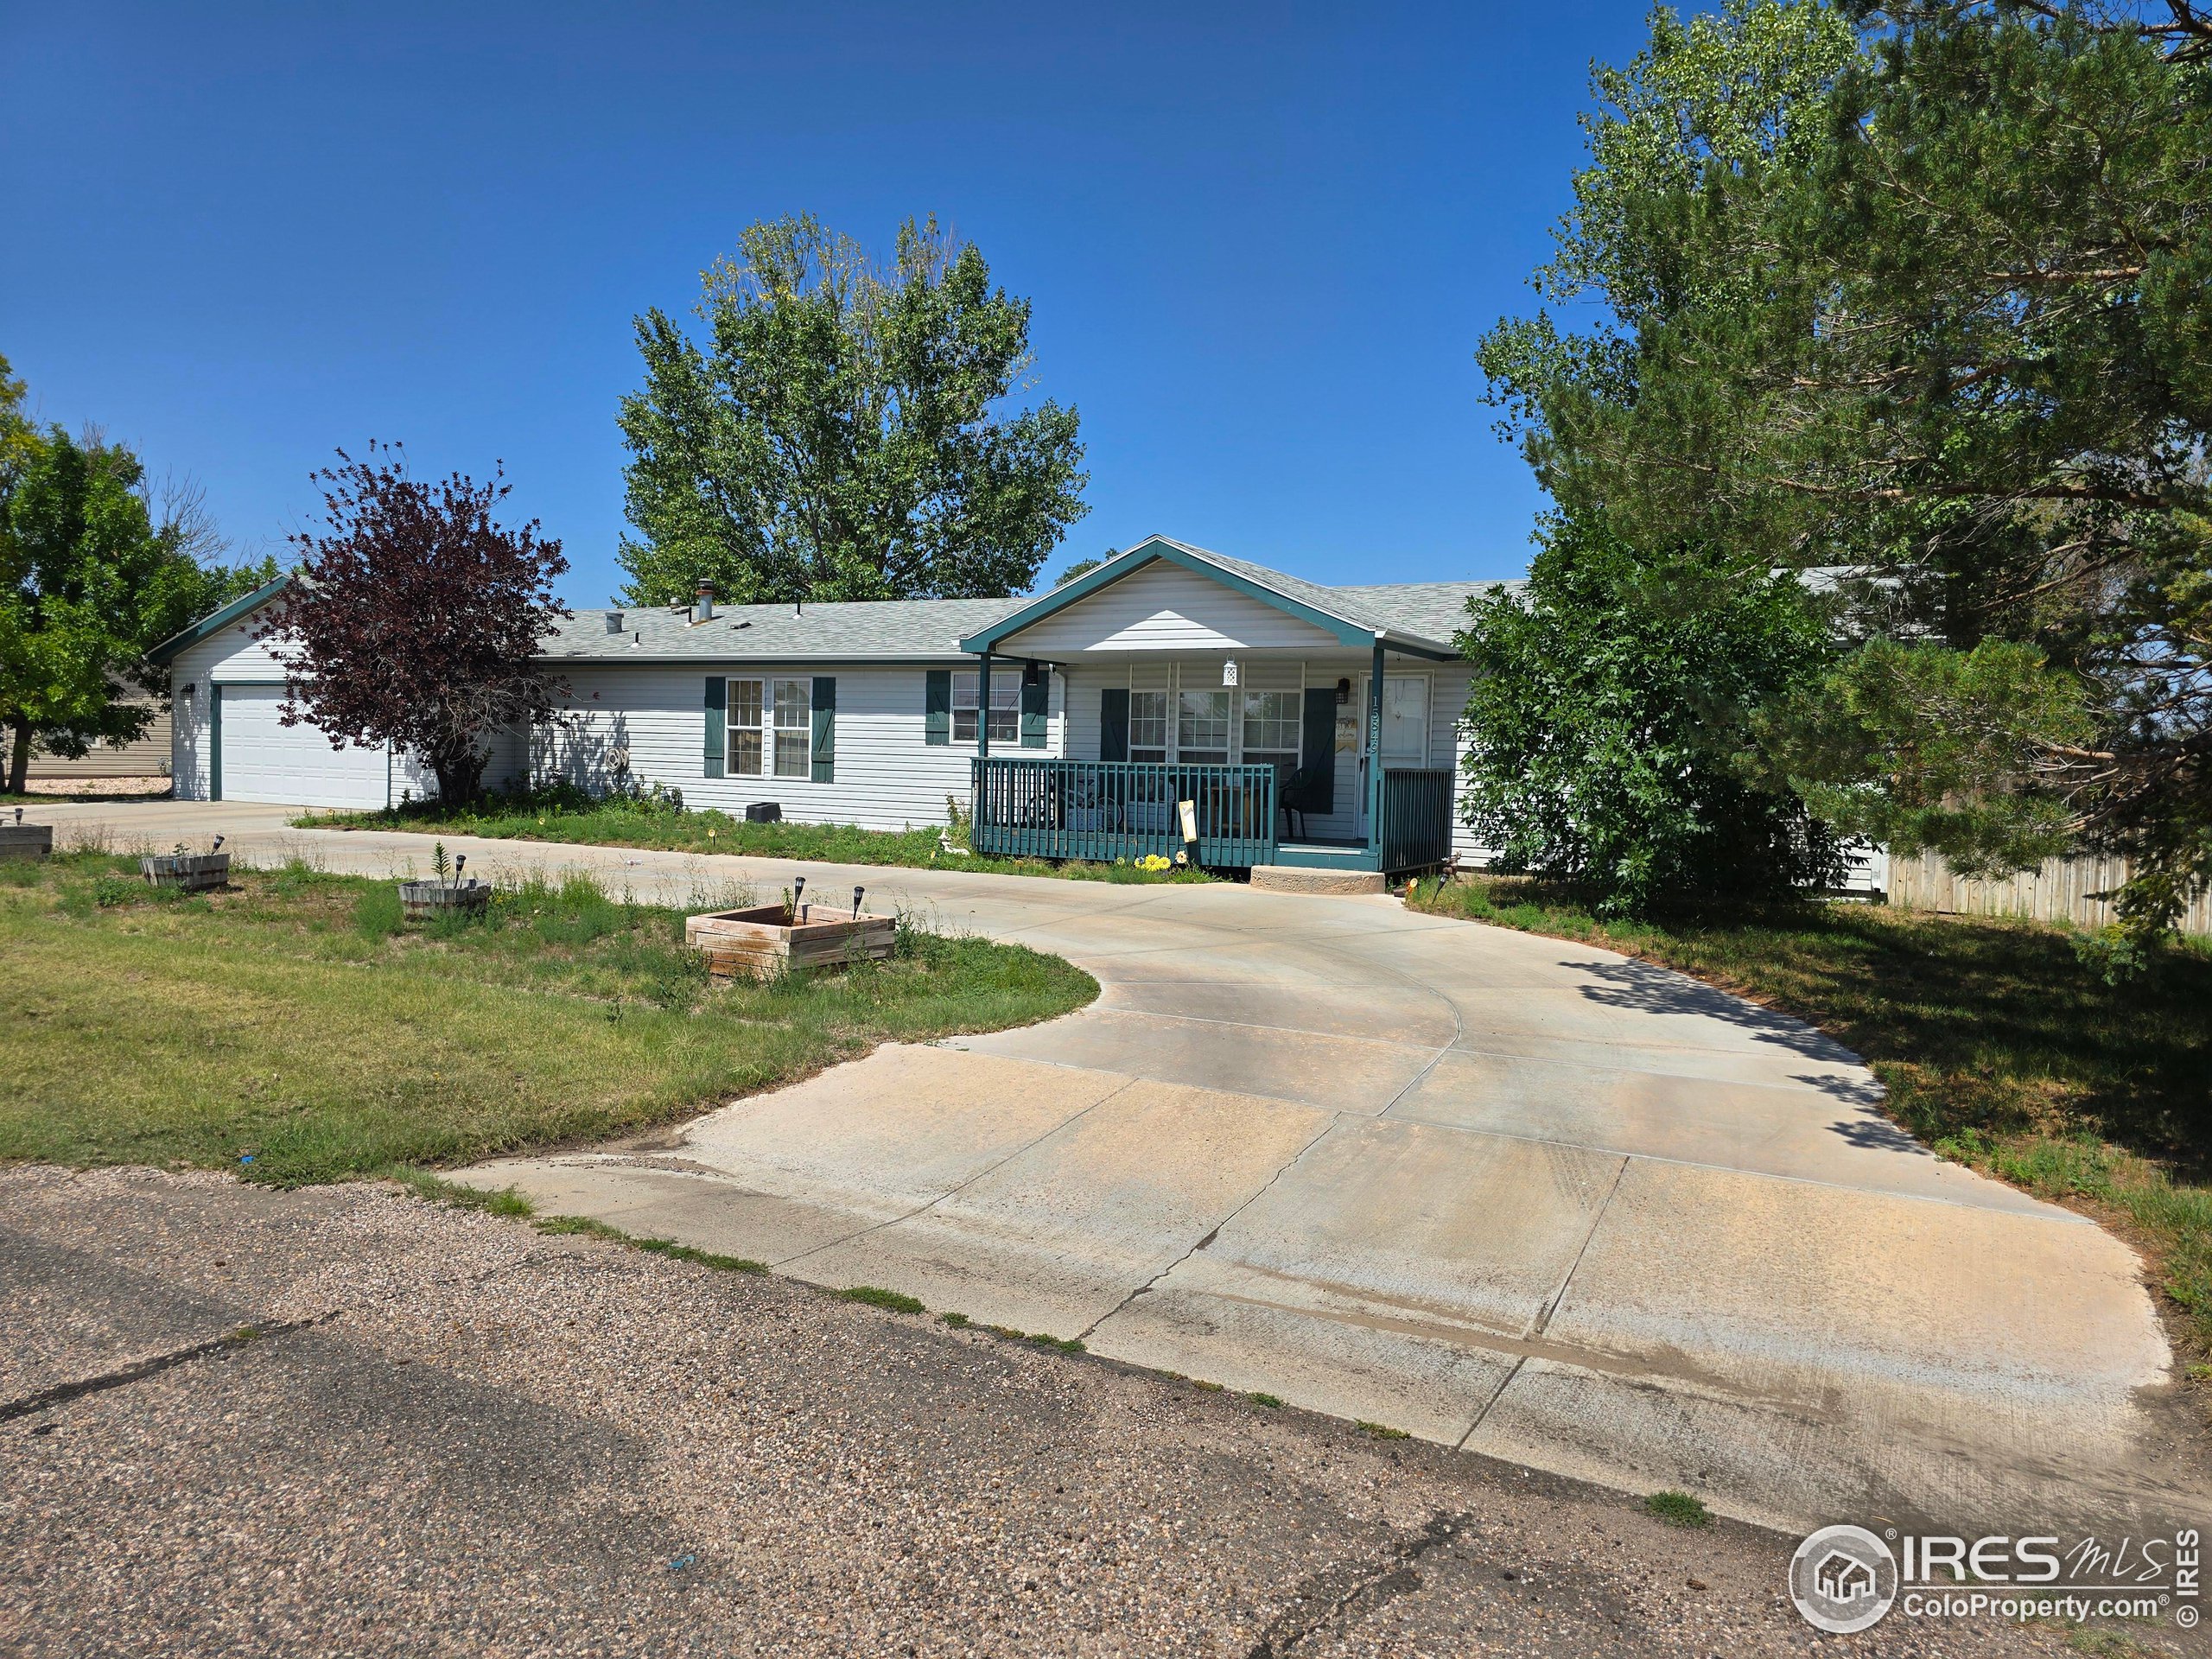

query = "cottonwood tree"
[617, 214, 1089, 606]
[264, 444, 568, 804]
[1478, 0, 2212, 940]
[0, 354, 270, 791]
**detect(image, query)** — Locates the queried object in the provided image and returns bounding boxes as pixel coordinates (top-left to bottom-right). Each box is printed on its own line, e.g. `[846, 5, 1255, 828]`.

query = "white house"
[149, 536, 1510, 879]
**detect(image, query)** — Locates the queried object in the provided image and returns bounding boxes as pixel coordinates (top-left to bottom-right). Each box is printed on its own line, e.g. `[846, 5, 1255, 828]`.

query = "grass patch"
[0, 855, 1095, 1186]
[302, 784, 1217, 885]
[1356, 1420, 1410, 1440]
[1408, 873, 2212, 1371]
[840, 1286, 926, 1314]
[1643, 1491, 1713, 1528]
[1249, 1391, 1284, 1408]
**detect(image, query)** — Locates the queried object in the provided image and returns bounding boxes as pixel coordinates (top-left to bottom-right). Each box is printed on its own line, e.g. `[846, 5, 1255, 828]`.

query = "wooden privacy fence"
[1887, 850, 2212, 938]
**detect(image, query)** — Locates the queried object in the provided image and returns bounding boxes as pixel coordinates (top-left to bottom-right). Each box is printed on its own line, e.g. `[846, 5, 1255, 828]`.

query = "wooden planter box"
[0, 823, 53, 859]
[399, 879, 492, 922]
[685, 902, 897, 982]
[141, 852, 230, 892]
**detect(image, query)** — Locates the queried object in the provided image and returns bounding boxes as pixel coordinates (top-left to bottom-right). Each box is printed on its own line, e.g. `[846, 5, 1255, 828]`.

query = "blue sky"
[0, 2, 1653, 607]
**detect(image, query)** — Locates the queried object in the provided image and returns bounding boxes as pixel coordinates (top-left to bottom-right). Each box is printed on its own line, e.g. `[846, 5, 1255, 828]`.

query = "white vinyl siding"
[998, 560, 1341, 655]
[536, 664, 1060, 832]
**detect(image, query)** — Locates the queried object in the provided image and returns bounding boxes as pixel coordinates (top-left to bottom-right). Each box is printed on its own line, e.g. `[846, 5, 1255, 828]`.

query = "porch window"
[1177, 690, 1230, 766]
[772, 678, 811, 778]
[1381, 676, 1428, 765]
[952, 671, 1018, 747]
[1240, 690, 1300, 775]
[728, 678, 765, 777]
[1128, 691, 1167, 763]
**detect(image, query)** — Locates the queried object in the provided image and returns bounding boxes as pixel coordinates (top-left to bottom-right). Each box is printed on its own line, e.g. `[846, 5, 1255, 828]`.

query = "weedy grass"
[303, 783, 1216, 885]
[840, 1286, 926, 1314]
[0, 855, 1094, 1185]
[1643, 1491, 1713, 1529]
[1408, 873, 2212, 1374]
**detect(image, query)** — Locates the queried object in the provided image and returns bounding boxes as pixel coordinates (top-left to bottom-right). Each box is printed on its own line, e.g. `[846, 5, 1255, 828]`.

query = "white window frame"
[952, 670, 1019, 747]
[725, 677, 815, 779]
[727, 677, 766, 777]
[772, 677, 810, 779]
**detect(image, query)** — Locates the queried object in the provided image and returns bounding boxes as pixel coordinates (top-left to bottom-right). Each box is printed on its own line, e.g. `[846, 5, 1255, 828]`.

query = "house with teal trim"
[150, 536, 1509, 880]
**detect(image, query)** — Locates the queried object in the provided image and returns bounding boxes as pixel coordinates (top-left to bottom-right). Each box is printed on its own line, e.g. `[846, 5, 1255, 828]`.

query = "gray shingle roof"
[537, 596, 1017, 662]
[531, 540, 1521, 663]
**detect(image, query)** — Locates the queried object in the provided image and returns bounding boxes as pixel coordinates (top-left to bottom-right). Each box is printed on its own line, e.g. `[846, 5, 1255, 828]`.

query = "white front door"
[1353, 674, 1430, 836]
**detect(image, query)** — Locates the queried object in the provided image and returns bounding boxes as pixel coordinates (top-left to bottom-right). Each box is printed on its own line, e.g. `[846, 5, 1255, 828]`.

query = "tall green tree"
[1478, 1, 2212, 938]
[0, 354, 273, 792]
[1459, 518, 1847, 914]
[617, 214, 1089, 607]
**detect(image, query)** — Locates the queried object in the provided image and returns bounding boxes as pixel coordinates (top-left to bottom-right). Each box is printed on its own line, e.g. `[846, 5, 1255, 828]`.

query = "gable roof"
[143, 538, 1512, 671]
[958, 536, 1500, 659]
[144, 571, 295, 666]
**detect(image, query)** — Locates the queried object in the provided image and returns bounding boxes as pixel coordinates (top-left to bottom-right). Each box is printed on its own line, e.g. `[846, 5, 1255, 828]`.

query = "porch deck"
[969, 758, 1451, 875]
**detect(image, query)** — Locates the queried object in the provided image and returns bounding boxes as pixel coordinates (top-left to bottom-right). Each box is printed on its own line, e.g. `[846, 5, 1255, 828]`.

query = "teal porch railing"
[971, 758, 1279, 868]
[1378, 766, 1453, 874]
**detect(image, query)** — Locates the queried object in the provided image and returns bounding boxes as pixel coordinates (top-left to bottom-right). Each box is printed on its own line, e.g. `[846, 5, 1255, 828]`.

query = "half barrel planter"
[685, 903, 897, 982]
[141, 852, 230, 892]
[399, 879, 493, 922]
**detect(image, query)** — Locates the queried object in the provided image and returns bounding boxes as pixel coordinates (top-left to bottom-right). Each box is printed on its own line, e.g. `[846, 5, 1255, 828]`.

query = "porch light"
[1335, 677, 1351, 705]
[1022, 659, 1040, 688]
[1222, 658, 1240, 688]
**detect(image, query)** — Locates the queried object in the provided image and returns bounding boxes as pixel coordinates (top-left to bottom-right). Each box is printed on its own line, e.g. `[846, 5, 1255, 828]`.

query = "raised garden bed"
[0, 817, 52, 859]
[685, 900, 897, 982]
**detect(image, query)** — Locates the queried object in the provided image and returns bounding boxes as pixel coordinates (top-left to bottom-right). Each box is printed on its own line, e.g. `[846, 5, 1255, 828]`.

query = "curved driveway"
[38, 799, 2196, 1532]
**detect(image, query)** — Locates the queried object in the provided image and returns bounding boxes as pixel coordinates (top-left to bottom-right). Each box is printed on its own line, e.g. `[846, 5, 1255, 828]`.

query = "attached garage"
[213, 683, 395, 809]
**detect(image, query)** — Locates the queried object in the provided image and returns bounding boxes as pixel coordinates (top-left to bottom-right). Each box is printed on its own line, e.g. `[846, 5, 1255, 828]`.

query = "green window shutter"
[1098, 688, 1129, 763]
[703, 677, 726, 778]
[1020, 672, 1047, 749]
[924, 669, 951, 746]
[1296, 686, 1336, 808]
[811, 676, 836, 782]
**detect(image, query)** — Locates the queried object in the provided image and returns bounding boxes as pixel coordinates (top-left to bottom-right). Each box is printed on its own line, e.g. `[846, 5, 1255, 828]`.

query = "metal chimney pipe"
[694, 582, 716, 622]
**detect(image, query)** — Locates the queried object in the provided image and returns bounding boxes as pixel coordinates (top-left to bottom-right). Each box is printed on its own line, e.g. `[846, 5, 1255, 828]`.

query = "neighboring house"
[1, 699, 172, 780]
[149, 537, 1509, 875]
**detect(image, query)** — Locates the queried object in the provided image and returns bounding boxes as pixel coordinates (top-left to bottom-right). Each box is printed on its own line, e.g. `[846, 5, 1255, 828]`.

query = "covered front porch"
[955, 537, 1468, 878]
[968, 753, 1452, 874]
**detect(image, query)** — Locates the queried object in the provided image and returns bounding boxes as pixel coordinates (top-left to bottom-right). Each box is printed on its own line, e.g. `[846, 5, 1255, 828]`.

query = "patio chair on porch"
[1279, 763, 1328, 840]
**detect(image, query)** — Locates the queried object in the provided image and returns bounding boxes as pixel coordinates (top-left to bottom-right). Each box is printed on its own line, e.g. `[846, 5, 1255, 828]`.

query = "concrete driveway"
[34, 798, 2200, 1533]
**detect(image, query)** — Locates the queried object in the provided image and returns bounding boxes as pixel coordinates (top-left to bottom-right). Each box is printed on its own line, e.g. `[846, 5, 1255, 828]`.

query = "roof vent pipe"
[694, 582, 715, 622]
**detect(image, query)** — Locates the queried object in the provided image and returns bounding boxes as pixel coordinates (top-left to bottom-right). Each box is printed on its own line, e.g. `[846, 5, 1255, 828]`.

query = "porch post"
[976, 653, 991, 758]
[1367, 635, 1385, 856]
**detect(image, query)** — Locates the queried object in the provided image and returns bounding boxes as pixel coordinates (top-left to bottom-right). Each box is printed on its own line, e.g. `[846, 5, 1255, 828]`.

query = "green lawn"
[303, 785, 1215, 884]
[0, 853, 1094, 1186]
[1408, 874, 2212, 1370]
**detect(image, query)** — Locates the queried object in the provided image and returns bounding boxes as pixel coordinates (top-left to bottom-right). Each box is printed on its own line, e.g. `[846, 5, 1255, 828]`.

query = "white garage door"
[218, 684, 392, 809]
